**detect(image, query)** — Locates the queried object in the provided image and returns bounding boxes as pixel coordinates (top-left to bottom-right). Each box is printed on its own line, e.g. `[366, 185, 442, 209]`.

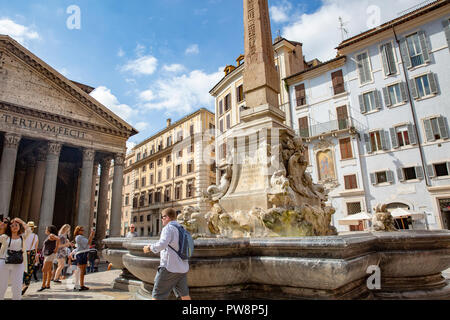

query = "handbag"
[5, 237, 23, 265]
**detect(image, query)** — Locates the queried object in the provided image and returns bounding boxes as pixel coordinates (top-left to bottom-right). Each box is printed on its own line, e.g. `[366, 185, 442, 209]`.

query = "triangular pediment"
[0, 35, 137, 138]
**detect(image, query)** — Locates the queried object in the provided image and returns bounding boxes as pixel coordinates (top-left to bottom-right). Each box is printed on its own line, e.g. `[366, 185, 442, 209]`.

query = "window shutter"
[381, 44, 390, 76]
[359, 94, 366, 113]
[423, 119, 434, 141]
[390, 127, 399, 149]
[427, 164, 435, 178]
[236, 87, 240, 103]
[219, 100, 223, 115]
[386, 170, 394, 184]
[382, 87, 391, 107]
[409, 79, 418, 100]
[374, 90, 382, 110]
[427, 73, 438, 95]
[407, 124, 418, 145]
[418, 31, 430, 63]
[364, 134, 372, 154]
[399, 39, 411, 69]
[386, 43, 397, 75]
[295, 84, 305, 106]
[356, 55, 365, 83]
[437, 116, 449, 139]
[415, 166, 424, 180]
[443, 19, 450, 52]
[399, 82, 408, 102]
[380, 130, 390, 150]
[397, 167, 405, 182]
[370, 173, 376, 185]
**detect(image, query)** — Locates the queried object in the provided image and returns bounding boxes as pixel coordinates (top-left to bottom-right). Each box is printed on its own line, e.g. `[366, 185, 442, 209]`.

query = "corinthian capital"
[82, 148, 95, 162]
[114, 153, 125, 166]
[47, 141, 62, 156]
[4, 133, 21, 149]
[100, 157, 112, 171]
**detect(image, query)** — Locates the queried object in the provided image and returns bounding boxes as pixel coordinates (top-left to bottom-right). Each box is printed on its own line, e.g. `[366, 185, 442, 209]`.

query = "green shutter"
[397, 167, 405, 182]
[428, 72, 438, 94]
[374, 90, 382, 110]
[437, 116, 449, 139]
[381, 44, 390, 76]
[386, 43, 397, 74]
[359, 94, 366, 113]
[409, 79, 418, 99]
[386, 170, 394, 184]
[399, 39, 411, 69]
[383, 87, 391, 107]
[415, 166, 424, 180]
[370, 173, 376, 185]
[399, 82, 408, 102]
[418, 31, 430, 63]
[443, 19, 450, 52]
[407, 124, 418, 145]
[380, 130, 389, 150]
[423, 119, 434, 141]
[390, 127, 399, 148]
[365, 134, 372, 154]
[427, 165, 435, 178]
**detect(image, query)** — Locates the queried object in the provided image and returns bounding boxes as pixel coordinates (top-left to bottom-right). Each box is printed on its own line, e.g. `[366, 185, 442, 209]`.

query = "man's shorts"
[152, 267, 189, 300]
[75, 252, 89, 265]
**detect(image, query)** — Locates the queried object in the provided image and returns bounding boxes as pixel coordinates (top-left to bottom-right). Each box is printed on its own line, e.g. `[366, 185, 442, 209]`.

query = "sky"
[0, 0, 423, 150]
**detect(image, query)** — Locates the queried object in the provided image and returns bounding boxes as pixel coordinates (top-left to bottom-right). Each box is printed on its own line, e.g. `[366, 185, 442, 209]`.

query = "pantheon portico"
[0, 35, 137, 246]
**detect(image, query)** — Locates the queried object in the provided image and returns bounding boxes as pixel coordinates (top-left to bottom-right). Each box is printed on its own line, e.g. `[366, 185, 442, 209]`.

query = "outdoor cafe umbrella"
[338, 212, 372, 226]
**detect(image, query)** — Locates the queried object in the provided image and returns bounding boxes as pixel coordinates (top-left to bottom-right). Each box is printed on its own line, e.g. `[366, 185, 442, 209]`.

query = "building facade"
[285, 0, 450, 232]
[0, 35, 137, 245]
[115, 108, 216, 237]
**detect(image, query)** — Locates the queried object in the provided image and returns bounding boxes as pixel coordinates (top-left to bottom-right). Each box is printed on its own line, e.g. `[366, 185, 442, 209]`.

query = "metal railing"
[297, 117, 362, 139]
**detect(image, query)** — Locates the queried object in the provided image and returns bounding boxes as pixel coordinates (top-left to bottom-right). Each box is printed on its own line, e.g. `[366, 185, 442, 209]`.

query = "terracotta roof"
[337, 0, 449, 50]
[283, 55, 346, 81]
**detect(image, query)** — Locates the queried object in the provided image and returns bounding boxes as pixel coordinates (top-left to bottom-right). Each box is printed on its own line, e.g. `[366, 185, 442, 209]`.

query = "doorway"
[439, 198, 450, 230]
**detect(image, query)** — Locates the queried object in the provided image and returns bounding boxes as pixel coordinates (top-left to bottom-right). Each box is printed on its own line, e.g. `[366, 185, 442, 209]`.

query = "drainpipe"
[392, 26, 430, 187]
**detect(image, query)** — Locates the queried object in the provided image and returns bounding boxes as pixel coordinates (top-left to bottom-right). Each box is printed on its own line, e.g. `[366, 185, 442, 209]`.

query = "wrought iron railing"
[296, 116, 364, 139]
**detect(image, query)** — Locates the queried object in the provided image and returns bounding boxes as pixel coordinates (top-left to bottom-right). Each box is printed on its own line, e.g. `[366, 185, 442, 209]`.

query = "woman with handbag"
[0, 218, 31, 300]
[73, 226, 95, 291]
[37, 225, 59, 292]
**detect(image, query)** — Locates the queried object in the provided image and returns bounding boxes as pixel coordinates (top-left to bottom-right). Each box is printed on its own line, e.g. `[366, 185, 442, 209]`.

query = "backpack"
[168, 222, 194, 260]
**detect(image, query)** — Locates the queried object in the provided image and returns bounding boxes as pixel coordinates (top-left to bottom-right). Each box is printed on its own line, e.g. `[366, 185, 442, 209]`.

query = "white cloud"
[0, 18, 39, 45]
[138, 89, 155, 102]
[121, 55, 158, 76]
[126, 141, 136, 153]
[140, 67, 223, 115]
[134, 122, 149, 131]
[281, 0, 420, 62]
[117, 48, 125, 57]
[185, 44, 200, 55]
[58, 68, 69, 77]
[90, 86, 136, 122]
[163, 64, 186, 73]
[270, 1, 292, 23]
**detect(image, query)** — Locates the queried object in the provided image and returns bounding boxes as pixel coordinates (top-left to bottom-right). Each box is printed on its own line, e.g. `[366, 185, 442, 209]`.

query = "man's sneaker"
[79, 286, 90, 291]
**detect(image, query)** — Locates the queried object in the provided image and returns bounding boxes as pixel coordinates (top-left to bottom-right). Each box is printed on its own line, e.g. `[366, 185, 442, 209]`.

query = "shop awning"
[390, 208, 425, 220]
[338, 212, 372, 226]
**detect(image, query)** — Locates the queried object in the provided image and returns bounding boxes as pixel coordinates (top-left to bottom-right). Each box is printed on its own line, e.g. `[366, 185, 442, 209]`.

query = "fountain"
[103, 0, 450, 300]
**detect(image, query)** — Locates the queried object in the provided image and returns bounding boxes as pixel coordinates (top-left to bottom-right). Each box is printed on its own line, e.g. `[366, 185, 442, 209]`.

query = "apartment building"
[285, 0, 450, 232]
[117, 108, 216, 237]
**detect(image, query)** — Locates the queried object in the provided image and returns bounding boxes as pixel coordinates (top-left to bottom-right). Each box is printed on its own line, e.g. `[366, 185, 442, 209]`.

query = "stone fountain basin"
[102, 237, 132, 269]
[112, 230, 450, 299]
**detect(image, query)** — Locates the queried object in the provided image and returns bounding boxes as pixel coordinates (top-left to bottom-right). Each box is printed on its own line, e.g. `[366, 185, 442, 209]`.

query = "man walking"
[143, 208, 191, 300]
[126, 224, 138, 238]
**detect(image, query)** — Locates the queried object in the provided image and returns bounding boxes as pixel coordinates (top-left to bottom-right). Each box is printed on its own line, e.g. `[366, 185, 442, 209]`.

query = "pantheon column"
[10, 159, 26, 218]
[109, 153, 124, 237]
[38, 141, 62, 245]
[19, 156, 36, 221]
[77, 148, 95, 229]
[95, 157, 111, 248]
[0, 133, 21, 218]
[89, 161, 99, 229]
[29, 148, 47, 226]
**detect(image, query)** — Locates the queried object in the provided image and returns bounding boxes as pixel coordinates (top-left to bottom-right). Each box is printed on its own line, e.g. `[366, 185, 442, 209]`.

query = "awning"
[389, 208, 425, 220]
[338, 212, 372, 226]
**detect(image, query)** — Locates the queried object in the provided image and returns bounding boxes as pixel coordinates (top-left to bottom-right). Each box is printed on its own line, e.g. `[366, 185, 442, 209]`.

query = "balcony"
[297, 117, 364, 139]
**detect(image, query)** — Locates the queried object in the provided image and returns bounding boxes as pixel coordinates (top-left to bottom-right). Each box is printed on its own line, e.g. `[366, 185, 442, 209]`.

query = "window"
[331, 70, 345, 95]
[175, 184, 182, 200]
[423, 116, 449, 142]
[135, 180, 139, 189]
[390, 125, 417, 148]
[149, 174, 154, 185]
[148, 192, 153, 205]
[219, 100, 223, 115]
[383, 83, 407, 107]
[155, 189, 161, 203]
[226, 114, 231, 129]
[365, 130, 389, 153]
[125, 195, 129, 206]
[219, 119, 224, 133]
[139, 194, 145, 207]
[187, 160, 194, 173]
[295, 84, 306, 106]
[428, 162, 450, 178]
[133, 216, 137, 223]
[141, 177, 146, 187]
[133, 197, 138, 209]
[410, 73, 438, 99]
[140, 228, 144, 236]
[224, 94, 231, 111]
[166, 155, 171, 163]
[190, 125, 194, 136]
[359, 90, 381, 113]
[150, 162, 154, 169]
[158, 142, 162, 151]
[166, 168, 171, 180]
[177, 131, 183, 142]
[164, 187, 171, 202]
[186, 180, 195, 198]
[336, 106, 349, 130]
[344, 175, 358, 190]
[136, 153, 141, 162]
[443, 19, 450, 50]
[166, 136, 172, 147]
[398, 166, 424, 182]
[158, 159, 162, 166]
[236, 85, 244, 102]
[298, 117, 309, 138]
[176, 164, 182, 177]
[339, 138, 353, 160]
[158, 171, 162, 183]
[188, 144, 194, 154]
[142, 165, 147, 173]
[401, 32, 430, 68]
[178, 150, 183, 158]
[355, 51, 372, 84]
[370, 170, 394, 185]
[220, 143, 227, 160]
[347, 202, 362, 215]
[127, 176, 130, 185]
[380, 42, 397, 76]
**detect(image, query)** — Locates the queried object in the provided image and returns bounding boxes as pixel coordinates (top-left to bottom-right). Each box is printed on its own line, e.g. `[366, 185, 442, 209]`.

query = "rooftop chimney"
[167, 118, 172, 127]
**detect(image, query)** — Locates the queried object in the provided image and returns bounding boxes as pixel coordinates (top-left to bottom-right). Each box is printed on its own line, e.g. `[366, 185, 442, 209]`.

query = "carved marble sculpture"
[182, 135, 338, 238]
[372, 204, 397, 232]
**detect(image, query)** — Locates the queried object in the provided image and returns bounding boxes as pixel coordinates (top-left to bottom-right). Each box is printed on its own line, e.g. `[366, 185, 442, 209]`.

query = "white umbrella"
[338, 212, 372, 226]
[390, 208, 425, 220]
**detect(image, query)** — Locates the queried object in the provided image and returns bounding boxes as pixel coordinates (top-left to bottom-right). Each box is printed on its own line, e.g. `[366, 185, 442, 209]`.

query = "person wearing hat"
[22, 221, 39, 295]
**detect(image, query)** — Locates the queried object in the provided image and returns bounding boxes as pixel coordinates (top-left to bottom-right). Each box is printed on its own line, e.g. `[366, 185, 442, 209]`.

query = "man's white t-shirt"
[25, 233, 38, 251]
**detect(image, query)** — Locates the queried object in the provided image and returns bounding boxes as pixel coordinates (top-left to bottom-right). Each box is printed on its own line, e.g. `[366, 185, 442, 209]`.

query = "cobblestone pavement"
[4, 266, 134, 300]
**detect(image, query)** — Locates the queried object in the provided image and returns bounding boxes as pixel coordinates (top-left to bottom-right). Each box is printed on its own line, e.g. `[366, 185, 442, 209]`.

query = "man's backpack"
[168, 222, 194, 260]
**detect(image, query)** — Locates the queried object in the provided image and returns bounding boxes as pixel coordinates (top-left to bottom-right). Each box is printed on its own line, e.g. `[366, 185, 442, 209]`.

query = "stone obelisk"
[216, 0, 293, 213]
